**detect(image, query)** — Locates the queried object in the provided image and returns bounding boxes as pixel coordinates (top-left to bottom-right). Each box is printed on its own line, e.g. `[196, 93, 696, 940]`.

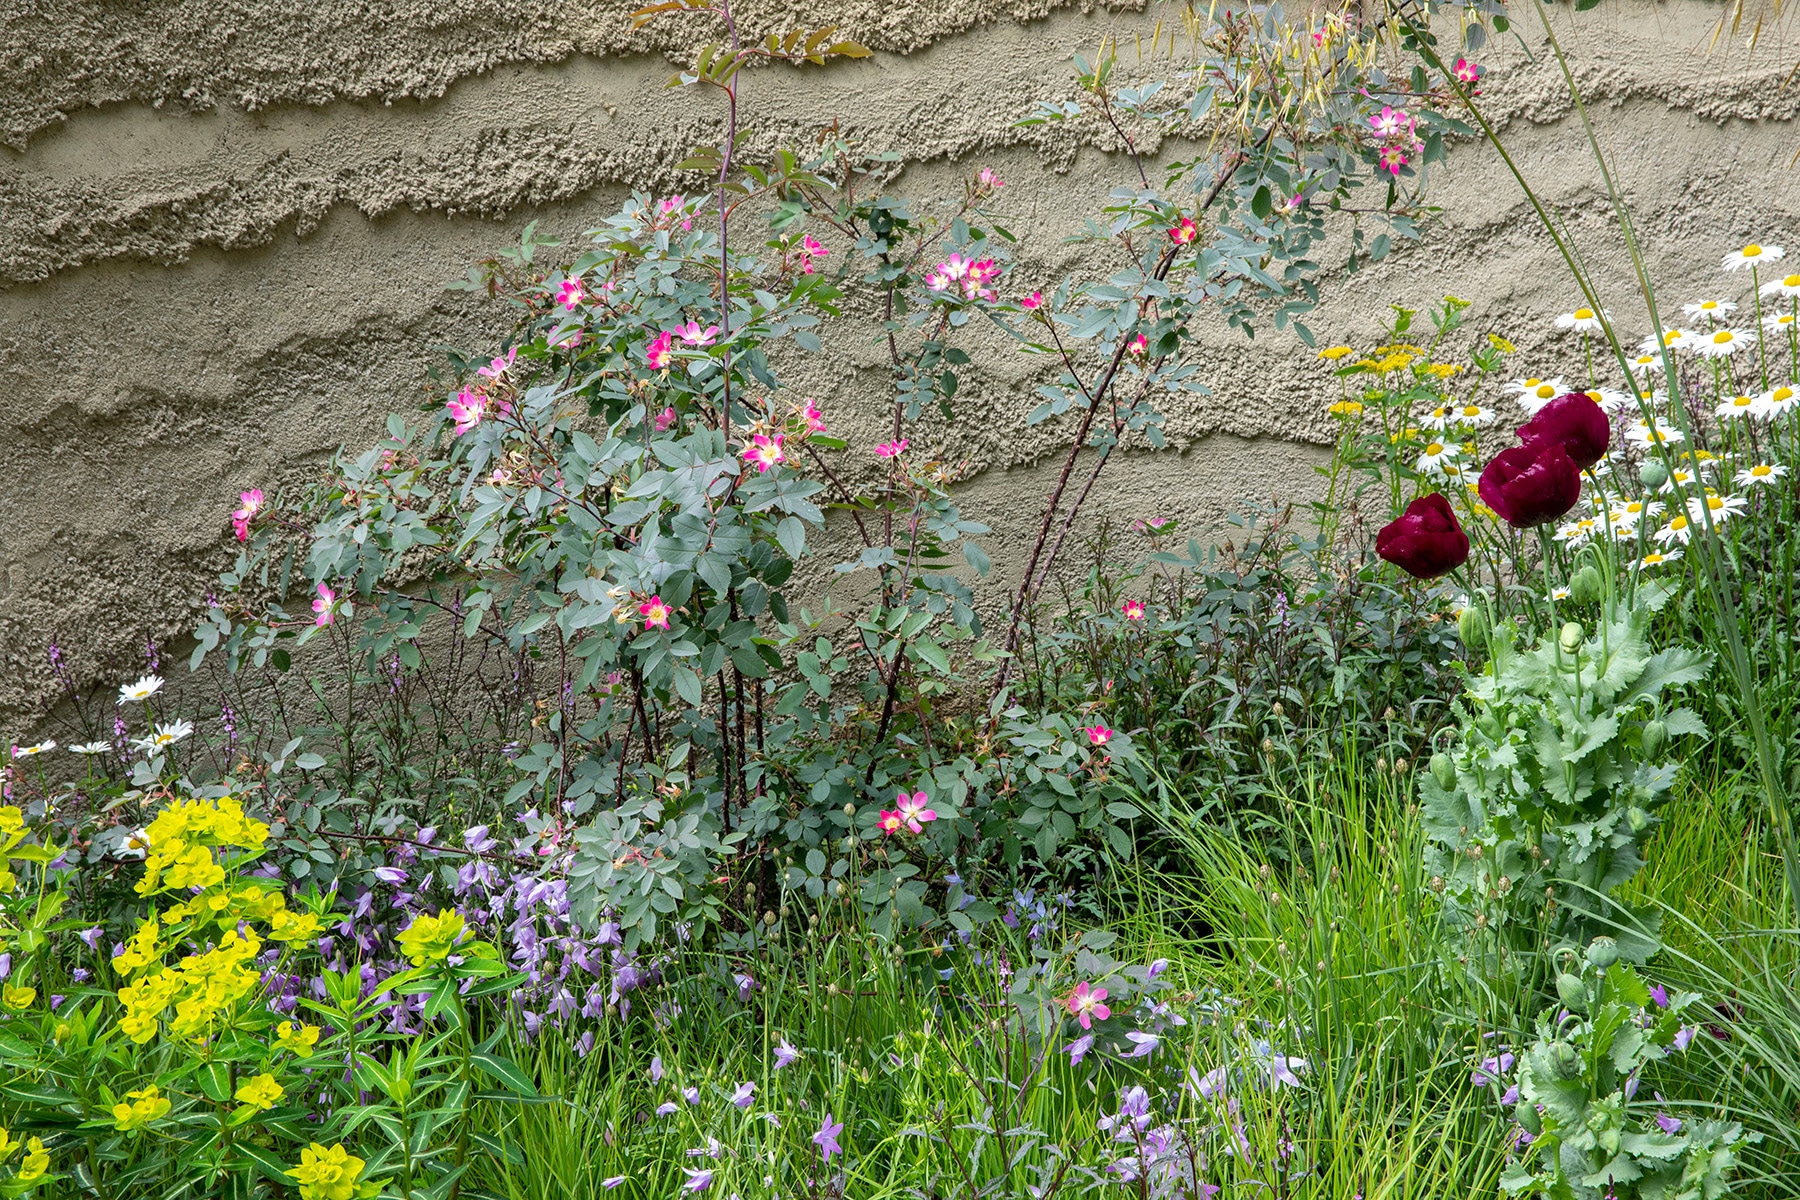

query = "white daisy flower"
[1716, 393, 1761, 420]
[1652, 514, 1693, 546]
[1504, 375, 1566, 398]
[69, 741, 114, 755]
[119, 827, 152, 860]
[1626, 352, 1665, 381]
[1552, 586, 1572, 600]
[1504, 376, 1567, 415]
[1681, 299, 1737, 324]
[1421, 403, 1459, 432]
[1608, 499, 1664, 532]
[131, 719, 194, 752]
[1764, 311, 1798, 335]
[1638, 549, 1682, 569]
[1723, 242, 1784, 271]
[1454, 403, 1496, 427]
[1688, 492, 1748, 526]
[1626, 418, 1684, 448]
[1763, 384, 1799, 420]
[1581, 387, 1632, 414]
[118, 674, 164, 704]
[1415, 441, 1463, 475]
[1657, 467, 1699, 495]
[10, 740, 55, 758]
[1639, 329, 1695, 355]
[1555, 307, 1609, 333]
[1694, 328, 1750, 359]
[1554, 516, 1601, 548]
[1735, 462, 1788, 487]
[1759, 272, 1800, 299]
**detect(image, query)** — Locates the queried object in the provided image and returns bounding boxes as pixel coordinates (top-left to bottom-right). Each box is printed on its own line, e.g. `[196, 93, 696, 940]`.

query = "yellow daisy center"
[1461, 406, 1481, 417]
[1732, 396, 1754, 407]
[1752, 465, 1772, 477]
[1584, 391, 1602, 403]
[1714, 331, 1734, 344]
[1701, 301, 1719, 310]
[1425, 443, 1444, 455]
[1535, 385, 1555, 398]
[1744, 243, 1762, 256]
[1574, 308, 1594, 320]
[1644, 553, 1665, 564]
[1774, 388, 1794, 402]
[1670, 516, 1689, 530]
[1707, 496, 1725, 511]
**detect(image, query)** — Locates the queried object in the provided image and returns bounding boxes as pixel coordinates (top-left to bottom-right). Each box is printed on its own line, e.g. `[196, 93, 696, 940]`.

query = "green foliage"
[1500, 941, 1750, 1200]
[1421, 582, 1708, 961]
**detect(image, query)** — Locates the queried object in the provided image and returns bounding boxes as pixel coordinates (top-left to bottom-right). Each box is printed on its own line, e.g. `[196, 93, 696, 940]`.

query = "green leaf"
[673, 666, 704, 707]
[776, 516, 806, 559]
[913, 639, 951, 674]
[472, 1052, 540, 1097]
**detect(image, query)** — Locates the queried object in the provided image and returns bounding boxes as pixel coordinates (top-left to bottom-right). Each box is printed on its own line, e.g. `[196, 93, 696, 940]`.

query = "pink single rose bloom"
[1169, 217, 1198, 245]
[1066, 981, 1111, 1030]
[745, 432, 785, 473]
[1121, 598, 1146, 621]
[677, 321, 719, 347]
[1082, 724, 1115, 747]
[655, 406, 677, 432]
[801, 234, 829, 258]
[447, 389, 487, 437]
[876, 439, 909, 459]
[978, 167, 1005, 190]
[876, 810, 903, 834]
[1379, 145, 1408, 175]
[1021, 291, 1044, 311]
[896, 789, 937, 833]
[232, 488, 264, 541]
[660, 194, 686, 216]
[1128, 334, 1149, 356]
[477, 346, 517, 380]
[557, 278, 584, 308]
[646, 330, 675, 370]
[1453, 57, 1481, 83]
[639, 595, 673, 631]
[312, 583, 336, 627]
[801, 400, 826, 434]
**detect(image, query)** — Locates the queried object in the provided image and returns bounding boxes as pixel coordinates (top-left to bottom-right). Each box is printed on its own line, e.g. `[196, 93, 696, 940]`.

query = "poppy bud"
[1376, 493, 1471, 579]
[1431, 752, 1456, 790]
[1458, 605, 1490, 652]
[1555, 973, 1588, 1012]
[1569, 563, 1604, 604]
[1641, 720, 1666, 759]
[1479, 442, 1581, 528]
[1519, 392, 1613, 469]
[1559, 622, 1584, 653]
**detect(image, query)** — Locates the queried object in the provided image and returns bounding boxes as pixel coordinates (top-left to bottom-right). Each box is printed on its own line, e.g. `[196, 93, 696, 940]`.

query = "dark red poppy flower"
[1519, 392, 1613, 470]
[1479, 441, 1581, 528]
[1376, 493, 1470, 579]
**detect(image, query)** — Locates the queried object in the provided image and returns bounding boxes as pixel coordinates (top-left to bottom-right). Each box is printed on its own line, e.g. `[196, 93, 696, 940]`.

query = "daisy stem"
[1752, 265, 1768, 389]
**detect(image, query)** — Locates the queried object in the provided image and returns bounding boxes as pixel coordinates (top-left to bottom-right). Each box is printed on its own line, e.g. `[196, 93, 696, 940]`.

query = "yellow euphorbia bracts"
[135, 795, 269, 897]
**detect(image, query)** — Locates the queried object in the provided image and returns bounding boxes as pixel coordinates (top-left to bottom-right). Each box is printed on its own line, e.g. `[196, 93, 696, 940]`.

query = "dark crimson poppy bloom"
[1479, 441, 1581, 528]
[1519, 392, 1613, 470]
[1376, 493, 1470, 579]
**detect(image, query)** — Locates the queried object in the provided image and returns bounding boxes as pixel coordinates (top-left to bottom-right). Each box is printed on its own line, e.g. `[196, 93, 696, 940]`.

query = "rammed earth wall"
[0, 0, 1793, 731]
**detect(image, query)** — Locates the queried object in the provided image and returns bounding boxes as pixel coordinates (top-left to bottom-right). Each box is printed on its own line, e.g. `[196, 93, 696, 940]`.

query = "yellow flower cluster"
[135, 796, 269, 897]
[116, 927, 265, 1044]
[0, 1127, 49, 1183]
[287, 1142, 373, 1200]
[397, 910, 466, 967]
[111, 1084, 172, 1132]
[162, 883, 322, 943]
[276, 1020, 323, 1058]
[235, 1073, 285, 1111]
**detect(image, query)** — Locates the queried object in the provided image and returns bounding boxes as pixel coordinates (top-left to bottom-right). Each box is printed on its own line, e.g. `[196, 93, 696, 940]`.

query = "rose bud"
[1376, 493, 1471, 579]
[1518, 392, 1612, 470]
[1479, 441, 1581, 528]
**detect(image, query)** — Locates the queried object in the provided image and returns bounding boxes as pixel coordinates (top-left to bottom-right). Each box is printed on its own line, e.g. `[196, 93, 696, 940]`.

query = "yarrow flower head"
[639, 595, 673, 632]
[232, 489, 264, 541]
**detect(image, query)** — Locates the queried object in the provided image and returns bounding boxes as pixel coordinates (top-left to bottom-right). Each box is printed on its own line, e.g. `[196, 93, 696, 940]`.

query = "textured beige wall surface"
[1, 0, 1794, 732]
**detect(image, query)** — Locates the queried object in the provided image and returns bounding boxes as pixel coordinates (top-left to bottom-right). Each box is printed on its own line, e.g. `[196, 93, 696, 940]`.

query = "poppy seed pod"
[1479, 442, 1582, 528]
[1376, 493, 1471, 579]
[1519, 392, 1613, 469]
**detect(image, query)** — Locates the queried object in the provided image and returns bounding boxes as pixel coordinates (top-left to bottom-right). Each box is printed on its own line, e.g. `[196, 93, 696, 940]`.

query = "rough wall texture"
[1, 0, 1794, 732]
